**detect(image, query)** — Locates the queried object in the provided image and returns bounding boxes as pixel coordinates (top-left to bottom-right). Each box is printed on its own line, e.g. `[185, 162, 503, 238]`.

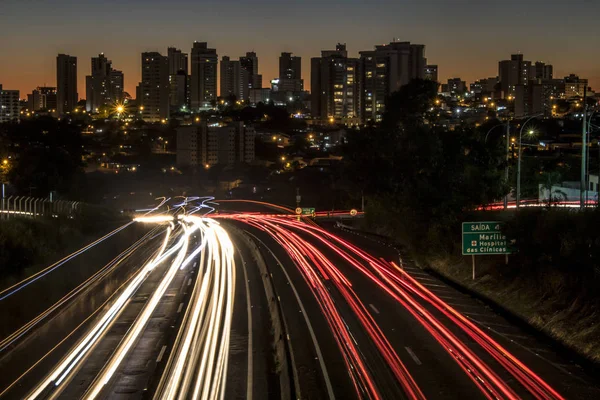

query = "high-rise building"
[168, 47, 188, 75]
[279, 52, 303, 91]
[169, 72, 189, 111]
[139, 52, 169, 122]
[85, 54, 124, 112]
[515, 83, 545, 117]
[168, 47, 189, 110]
[220, 56, 249, 101]
[311, 44, 359, 123]
[424, 65, 438, 82]
[190, 42, 218, 110]
[0, 85, 20, 123]
[534, 62, 553, 81]
[86, 53, 110, 112]
[56, 54, 77, 114]
[280, 52, 302, 80]
[176, 121, 255, 168]
[498, 54, 534, 98]
[109, 69, 124, 103]
[240, 51, 262, 89]
[358, 40, 426, 123]
[28, 86, 57, 112]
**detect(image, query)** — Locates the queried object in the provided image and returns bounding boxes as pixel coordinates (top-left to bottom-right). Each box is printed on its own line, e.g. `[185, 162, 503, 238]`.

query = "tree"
[343, 78, 508, 252]
[8, 147, 83, 198]
[540, 170, 567, 206]
[381, 78, 438, 130]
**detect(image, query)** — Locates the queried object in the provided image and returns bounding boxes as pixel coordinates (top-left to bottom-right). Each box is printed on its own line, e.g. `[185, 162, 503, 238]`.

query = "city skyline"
[2, 0, 599, 98]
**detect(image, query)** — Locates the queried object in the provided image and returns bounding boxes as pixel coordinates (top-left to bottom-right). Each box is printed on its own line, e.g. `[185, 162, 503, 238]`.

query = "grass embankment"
[365, 206, 600, 362]
[0, 207, 130, 287]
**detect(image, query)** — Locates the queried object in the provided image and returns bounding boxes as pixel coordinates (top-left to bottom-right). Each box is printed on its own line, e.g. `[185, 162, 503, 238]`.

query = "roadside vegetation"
[0, 209, 128, 286]
[344, 79, 600, 362]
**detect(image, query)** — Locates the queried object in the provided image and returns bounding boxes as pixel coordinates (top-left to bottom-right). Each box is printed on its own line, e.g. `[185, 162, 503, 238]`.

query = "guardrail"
[0, 196, 81, 220]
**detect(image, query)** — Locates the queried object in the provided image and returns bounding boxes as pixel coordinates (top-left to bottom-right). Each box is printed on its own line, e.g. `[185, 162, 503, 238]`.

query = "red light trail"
[224, 212, 564, 400]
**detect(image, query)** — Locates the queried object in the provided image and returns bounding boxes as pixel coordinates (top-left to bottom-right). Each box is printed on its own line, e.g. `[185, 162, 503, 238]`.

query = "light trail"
[25, 224, 183, 399]
[0, 227, 160, 353]
[83, 222, 201, 399]
[22, 211, 234, 399]
[239, 216, 425, 399]
[279, 217, 564, 400]
[226, 213, 564, 399]
[153, 216, 235, 400]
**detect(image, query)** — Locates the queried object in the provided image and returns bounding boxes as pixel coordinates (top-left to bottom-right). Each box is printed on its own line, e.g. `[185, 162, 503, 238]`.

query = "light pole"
[485, 121, 510, 209]
[581, 85, 588, 209]
[516, 114, 543, 208]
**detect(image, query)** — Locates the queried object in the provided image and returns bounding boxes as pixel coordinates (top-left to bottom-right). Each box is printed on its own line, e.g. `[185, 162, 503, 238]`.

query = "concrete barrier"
[227, 225, 298, 400]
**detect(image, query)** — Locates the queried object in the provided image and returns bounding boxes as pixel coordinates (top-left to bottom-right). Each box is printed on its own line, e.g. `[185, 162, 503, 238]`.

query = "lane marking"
[421, 283, 449, 289]
[245, 231, 335, 400]
[177, 302, 184, 313]
[156, 345, 167, 363]
[405, 347, 422, 365]
[369, 304, 380, 314]
[237, 247, 254, 400]
[187, 278, 192, 286]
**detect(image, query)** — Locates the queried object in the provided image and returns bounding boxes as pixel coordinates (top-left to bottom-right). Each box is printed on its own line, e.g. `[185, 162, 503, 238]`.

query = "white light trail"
[24, 201, 235, 400]
[154, 216, 235, 400]
[27, 225, 180, 399]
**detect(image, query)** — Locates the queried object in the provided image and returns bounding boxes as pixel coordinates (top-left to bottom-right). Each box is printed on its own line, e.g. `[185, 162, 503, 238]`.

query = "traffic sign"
[350, 209, 358, 216]
[301, 207, 315, 216]
[295, 207, 302, 215]
[462, 221, 515, 255]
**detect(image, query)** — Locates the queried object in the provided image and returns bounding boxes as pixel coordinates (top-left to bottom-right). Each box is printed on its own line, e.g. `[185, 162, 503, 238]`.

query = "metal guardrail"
[0, 196, 81, 220]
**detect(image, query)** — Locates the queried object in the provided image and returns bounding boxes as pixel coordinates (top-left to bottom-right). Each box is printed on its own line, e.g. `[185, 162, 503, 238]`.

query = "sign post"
[462, 221, 515, 280]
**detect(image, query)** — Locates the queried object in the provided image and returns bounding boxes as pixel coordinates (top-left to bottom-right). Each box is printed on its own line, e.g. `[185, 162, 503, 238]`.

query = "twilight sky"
[1, 0, 599, 98]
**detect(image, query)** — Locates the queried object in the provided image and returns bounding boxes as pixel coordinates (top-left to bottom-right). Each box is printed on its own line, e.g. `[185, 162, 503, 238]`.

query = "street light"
[516, 114, 543, 208]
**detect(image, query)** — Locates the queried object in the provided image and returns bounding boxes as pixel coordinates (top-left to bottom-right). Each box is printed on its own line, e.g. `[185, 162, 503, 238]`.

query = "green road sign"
[301, 207, 315, 215]
[462, 221, 515, 255]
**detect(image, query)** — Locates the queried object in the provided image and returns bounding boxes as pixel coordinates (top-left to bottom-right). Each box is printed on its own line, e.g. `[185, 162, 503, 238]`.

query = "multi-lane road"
[0, 197, 598, 399]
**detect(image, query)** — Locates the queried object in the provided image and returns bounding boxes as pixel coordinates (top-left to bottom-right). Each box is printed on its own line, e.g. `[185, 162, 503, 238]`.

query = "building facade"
[279, 52, 303, 90]
[358, 40, 427, 123]
[564, 74, 588, 98]
[498, 54, 534, 98]
[220, 56, 249, 101]
[446, 78, 467, 95]
[168, 47, 189, 110]
[424, 64, 438, 82]
[190, 42, 218, 110]
[28, 86, 57, 112]
[176, 122, 255, 167]
[240, 51, 262, 89]
[0, 85, 20, 123]
[86, 53, 123, 112]
[56, 54, 78, 115]
[311, 44, 359, 123]
[139, 52, 169, 122]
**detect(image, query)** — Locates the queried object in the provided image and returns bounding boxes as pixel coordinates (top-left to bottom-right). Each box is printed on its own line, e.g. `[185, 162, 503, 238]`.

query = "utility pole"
[581, 85, 588, 209]
[504, 121, 510, 210]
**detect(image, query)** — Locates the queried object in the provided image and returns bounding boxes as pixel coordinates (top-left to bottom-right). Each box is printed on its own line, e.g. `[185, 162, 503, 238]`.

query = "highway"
[214, 200, 600, 399]
[0, 197, 599, 399]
